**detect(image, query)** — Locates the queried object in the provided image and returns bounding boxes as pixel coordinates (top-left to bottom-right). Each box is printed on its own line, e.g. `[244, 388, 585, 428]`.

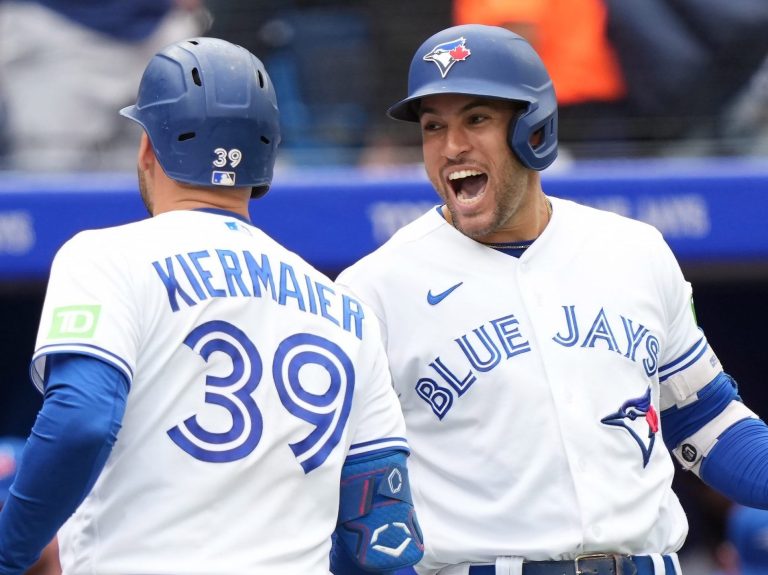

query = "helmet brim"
[387, 78, 539, 123]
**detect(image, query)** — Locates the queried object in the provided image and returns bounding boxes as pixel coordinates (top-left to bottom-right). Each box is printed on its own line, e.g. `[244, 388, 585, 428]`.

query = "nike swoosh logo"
[427, 282, 464, 305]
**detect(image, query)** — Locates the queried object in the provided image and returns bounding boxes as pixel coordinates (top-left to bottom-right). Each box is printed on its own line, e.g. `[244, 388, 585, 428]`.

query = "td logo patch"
[48, 305, 101, 339]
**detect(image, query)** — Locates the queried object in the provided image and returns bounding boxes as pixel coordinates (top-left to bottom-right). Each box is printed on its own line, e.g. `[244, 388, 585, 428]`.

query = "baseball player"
[336, 24, 768, 575]
[0, 38, 422, 575]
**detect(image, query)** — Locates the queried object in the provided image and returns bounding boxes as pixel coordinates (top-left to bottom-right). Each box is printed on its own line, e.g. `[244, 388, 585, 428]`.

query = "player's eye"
[420, 119, 442, 132]
[467, 113, 489, 125]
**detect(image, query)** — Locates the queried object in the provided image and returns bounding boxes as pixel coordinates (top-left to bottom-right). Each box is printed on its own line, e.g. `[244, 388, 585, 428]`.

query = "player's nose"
[442, 125, 472, 161]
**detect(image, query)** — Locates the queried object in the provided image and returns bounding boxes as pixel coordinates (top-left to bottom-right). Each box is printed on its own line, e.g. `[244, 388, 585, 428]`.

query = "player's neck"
[151, 183, 251, 220]
[445, 191, 552, 245]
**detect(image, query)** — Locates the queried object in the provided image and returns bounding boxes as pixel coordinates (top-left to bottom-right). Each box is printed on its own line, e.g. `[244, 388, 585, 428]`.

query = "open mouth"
[448, 169, 488, 203]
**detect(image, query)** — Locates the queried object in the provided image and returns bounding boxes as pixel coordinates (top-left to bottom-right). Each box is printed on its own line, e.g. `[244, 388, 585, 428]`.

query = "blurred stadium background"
[1, 1, 768, 573]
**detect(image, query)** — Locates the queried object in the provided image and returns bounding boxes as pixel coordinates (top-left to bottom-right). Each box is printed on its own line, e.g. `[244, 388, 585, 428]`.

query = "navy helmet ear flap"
[250, 184, 270, 199]
[388, 24, 558, 171]
[510, 98, 558, 171]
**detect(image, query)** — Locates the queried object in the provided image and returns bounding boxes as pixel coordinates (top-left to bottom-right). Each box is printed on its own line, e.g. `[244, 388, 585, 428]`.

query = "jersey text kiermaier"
[152, 249, 365, 339]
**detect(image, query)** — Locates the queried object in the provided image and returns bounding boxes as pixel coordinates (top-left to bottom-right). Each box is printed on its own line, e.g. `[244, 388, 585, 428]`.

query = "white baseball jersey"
[337, 197, 722, 574]
[30, 209, 407, 575]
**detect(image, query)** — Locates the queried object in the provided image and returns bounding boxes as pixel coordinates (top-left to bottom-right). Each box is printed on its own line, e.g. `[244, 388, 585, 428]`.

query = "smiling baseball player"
[337, 25, 768, 575]
[0, 38, 422, 575]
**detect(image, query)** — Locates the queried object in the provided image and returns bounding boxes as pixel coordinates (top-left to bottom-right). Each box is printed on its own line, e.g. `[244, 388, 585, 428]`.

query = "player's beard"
[137, 166, 153, 216]
[443, 158, 532, 243]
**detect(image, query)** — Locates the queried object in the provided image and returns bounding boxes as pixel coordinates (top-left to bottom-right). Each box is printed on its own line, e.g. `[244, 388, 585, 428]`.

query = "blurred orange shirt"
[454, 0, 626, 105]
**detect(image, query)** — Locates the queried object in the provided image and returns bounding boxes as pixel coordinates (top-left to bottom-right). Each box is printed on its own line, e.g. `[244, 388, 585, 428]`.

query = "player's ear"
[138, 131, 156, 172]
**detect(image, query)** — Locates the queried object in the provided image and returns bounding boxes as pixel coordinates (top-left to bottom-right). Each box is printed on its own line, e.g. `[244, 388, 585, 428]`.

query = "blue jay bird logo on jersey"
[601, 387, 659, 468]
[423, 37, 471, 78]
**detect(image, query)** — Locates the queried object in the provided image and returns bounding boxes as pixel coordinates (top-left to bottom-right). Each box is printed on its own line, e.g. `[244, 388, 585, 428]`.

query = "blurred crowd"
[0, 0, 210, 171]
[0, 0, 767, 172]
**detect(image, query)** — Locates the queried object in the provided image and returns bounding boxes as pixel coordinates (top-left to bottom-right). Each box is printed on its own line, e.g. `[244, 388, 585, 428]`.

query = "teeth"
[448, 169, 483, 181]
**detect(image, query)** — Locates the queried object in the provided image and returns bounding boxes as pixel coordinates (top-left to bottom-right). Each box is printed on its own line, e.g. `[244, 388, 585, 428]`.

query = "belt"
[467, 553, 677, 575]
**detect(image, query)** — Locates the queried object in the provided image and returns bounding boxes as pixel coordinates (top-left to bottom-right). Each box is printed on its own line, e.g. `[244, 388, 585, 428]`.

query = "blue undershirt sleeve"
[0, 353, 128, 574]
[700, 418, 768, 508]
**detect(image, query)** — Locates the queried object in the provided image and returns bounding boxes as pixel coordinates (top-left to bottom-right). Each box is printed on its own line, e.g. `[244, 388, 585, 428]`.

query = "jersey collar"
[193, 207, 251, 224]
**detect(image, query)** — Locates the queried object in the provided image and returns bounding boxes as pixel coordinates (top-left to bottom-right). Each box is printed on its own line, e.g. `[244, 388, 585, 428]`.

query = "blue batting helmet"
[121, 38, 280, 198]
[388, 25, 557, 171]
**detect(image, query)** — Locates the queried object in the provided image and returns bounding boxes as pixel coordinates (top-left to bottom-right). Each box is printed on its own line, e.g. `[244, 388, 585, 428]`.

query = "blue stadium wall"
[2, 156, 767, 559]
[2, 157, 768, 435]
[0, 159, 768, 560]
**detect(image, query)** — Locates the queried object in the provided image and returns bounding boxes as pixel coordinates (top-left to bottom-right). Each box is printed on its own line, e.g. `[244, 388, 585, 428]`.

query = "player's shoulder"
[57, 220, 140, 258]
[366, 205, 445, 255]
[54, 213, 222, 271]
[338, 206, 444, 285]
[250, 222, 337, 285]
[552, 196, 665, 244]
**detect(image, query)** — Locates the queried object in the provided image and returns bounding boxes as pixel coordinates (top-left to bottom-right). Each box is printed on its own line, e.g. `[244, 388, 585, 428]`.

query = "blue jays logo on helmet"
[601, 387, 659, 468]
[423, 37, 471, 78]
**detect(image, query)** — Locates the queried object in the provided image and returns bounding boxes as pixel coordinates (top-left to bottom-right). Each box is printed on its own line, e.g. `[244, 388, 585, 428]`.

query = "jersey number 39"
[167, 320, 354, 473]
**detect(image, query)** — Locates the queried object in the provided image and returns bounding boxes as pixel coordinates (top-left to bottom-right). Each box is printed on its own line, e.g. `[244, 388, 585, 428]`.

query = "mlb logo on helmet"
[212, 171, 236, 186]
[423, 37, 471, 78]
